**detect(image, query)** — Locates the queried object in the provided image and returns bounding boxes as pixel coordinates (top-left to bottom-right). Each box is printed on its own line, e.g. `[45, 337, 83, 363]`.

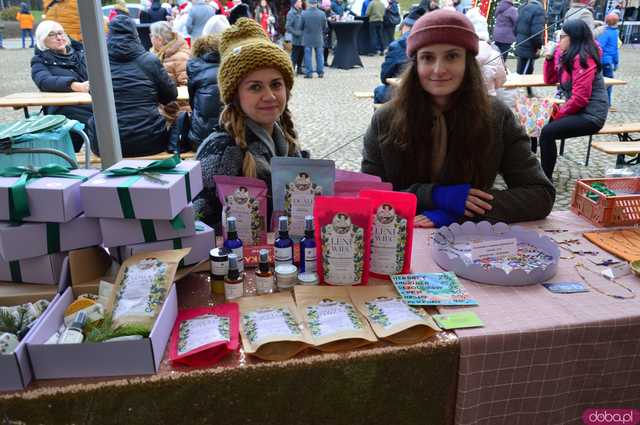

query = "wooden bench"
[586, 122, 640, 167]
[77, 150, 196, 168]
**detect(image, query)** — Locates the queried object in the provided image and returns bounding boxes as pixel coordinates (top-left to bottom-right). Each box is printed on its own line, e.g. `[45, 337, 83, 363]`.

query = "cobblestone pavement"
[1, 42, 640, 211]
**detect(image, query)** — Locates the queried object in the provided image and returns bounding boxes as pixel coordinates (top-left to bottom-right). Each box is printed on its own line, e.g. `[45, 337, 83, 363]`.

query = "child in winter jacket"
[467, 7, 507, 96]
[597, 13, 620, 108]
[16, 3, 34, 49]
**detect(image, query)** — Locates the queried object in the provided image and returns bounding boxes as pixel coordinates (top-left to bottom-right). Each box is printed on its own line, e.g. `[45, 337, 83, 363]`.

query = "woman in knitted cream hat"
[362, 9, 555, 227]
[195, 18, 301, 227]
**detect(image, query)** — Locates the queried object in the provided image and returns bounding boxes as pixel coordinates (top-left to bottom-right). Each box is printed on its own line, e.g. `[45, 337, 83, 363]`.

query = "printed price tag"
[470, 238, 517, 261]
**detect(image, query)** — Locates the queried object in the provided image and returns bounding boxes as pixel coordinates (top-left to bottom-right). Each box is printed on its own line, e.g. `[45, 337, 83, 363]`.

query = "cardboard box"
[80, 159, 203, 220]
[0, 252, 67, 285]
[0, 283, 60, 391]
[100, 203, 196, 248]
[0, 169, 99, 223]
[113, 221, 214, 266]
[27, 247, 178, 380]
[0, 215, 102, 261]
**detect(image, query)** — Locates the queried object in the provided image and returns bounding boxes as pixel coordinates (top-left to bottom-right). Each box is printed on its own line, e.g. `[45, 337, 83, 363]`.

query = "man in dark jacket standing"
[493, 0, 518, 63]
[140, 0, 169, 23]
[301, 0, 328, 78]
[286, 0, 304, 75]
[87, 15, 177, 157]
[186, 35, 221, 151]
[515, 0, 545, 75]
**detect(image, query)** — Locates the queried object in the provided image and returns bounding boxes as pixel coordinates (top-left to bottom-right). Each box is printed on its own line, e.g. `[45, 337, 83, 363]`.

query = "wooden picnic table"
[0, 87, 190, 118]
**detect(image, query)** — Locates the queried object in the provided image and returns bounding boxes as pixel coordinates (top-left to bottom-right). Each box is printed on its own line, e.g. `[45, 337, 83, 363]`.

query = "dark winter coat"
[186, 39, 221, 150]
[30, 41, 93, 126]
[145, 1, 169, 23]
[493, 0, 517, 44]
[373, 32, 408, 104]
[361, 97, 555, 223]
[286, 7, 304, 46]
[87, 15, 177, 157]
[301, 7, 328, 49]
[331, 0, 345, 15]
[514, 0, 545, 59]
[194, 121, 301, 226]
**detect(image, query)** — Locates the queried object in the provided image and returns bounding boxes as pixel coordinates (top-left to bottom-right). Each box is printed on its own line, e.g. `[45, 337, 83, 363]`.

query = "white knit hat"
[202, 15, 231, 36]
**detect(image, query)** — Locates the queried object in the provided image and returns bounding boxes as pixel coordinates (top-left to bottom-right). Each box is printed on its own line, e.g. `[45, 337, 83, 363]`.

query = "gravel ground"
[1, 42, 640, 210]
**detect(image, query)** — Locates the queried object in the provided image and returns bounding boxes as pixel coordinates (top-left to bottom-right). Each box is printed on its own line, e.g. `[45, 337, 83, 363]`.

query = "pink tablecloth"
[412, 211, 640, 425]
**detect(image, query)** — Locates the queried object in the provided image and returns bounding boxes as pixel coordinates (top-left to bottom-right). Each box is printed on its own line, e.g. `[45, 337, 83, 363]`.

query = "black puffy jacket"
[186, 49, 221, 150]
[87, 15, 177, 157]
[30, 41, 93, 127]
[141, 1, 169, 23]
[515, 0, 545, 59]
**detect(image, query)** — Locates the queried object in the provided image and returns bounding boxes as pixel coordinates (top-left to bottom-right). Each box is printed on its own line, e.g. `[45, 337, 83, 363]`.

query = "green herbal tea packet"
[348, 285, 440, 345]
[235, 292, 311, 361]
[294, 286, 377, 352]
[107, 248, 191, 329]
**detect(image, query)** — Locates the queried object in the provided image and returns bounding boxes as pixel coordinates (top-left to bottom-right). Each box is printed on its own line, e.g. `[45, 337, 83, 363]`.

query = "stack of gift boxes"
[0, 168, 102, 284]
[80, 157, 213, 267]
[0, 156, 212, 287]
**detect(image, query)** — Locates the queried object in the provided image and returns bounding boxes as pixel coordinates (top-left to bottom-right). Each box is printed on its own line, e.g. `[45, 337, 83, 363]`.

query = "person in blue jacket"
[373, 7, 425, 104]
[597, 13, 620, 108]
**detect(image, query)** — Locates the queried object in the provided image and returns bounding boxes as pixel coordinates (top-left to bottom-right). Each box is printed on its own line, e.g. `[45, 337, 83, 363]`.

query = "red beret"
[407, 9, 479, 57]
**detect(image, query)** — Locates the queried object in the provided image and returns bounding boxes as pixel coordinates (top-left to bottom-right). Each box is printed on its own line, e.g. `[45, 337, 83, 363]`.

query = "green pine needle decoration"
[0, 309, 20, 335]
[84, 314, 150, 343]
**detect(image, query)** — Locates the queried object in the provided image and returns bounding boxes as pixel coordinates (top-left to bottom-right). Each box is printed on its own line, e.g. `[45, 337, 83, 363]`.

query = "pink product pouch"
[334, 181, 393, 197]
[359, 190, 417, 280]
[314, 196, 373, 286]
[335, 169, 382, 183]
[214, 175, 268, 245]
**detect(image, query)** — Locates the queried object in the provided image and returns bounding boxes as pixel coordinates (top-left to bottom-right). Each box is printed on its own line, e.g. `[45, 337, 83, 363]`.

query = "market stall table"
[1, 211, 638, 425]
[330, 21, 364, 69]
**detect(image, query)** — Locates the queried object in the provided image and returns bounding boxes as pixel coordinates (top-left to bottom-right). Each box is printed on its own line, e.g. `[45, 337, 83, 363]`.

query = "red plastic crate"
[570, 177, 640, 227]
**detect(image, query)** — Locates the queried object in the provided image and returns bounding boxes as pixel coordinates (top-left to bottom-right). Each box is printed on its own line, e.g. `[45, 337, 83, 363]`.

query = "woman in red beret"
[361, 9, 555, 227]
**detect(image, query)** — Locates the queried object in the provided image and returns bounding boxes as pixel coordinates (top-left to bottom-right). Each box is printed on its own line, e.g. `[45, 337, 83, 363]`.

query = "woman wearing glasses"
[30, 20, 92, 152]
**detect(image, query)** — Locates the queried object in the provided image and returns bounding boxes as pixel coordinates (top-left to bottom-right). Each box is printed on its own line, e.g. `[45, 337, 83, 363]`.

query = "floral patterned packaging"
[334, 181, 392, 197]
[347, 286, 440, 345]
[359, 190, 417, 280]
[294, 286, 377, 352]
[271, 157, 335, 240]
[107, 248, 190, 329]
[314, 196, 373, 286]
[168, 304, 239, 367]
[214, 175, 268, 245]
[235, 292, 311, 361]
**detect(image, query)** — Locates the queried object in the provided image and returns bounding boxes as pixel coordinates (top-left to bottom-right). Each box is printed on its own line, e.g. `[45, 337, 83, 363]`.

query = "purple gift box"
[27, 284, 177, 379]
[80, 159, 203, 220]
[0, 252, 67, 285]
[100, 204, 196, 248]
[0, 284, 61, 391]
[0, 169, 99, 223]
[113, 221, 214, 266]
[0, 216, 102, 262]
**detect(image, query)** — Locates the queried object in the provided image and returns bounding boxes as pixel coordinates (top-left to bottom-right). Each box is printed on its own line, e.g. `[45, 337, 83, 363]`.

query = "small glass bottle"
[209, 247, 228, 295]
[58, 311, 87, 344]
[255, 249, 275, 295]
[299, 215, 317, 273]
[223, 216, 244, 272]
[274, 216, 293, 267]
[224, 253, 244, 300]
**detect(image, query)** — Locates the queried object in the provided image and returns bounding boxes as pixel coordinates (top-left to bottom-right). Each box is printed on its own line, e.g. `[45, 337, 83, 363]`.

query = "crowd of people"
[9, 0, 629, 225]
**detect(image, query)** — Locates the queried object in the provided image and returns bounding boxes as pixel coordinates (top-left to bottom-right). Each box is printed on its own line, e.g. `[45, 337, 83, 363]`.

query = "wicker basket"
[570, 177, 640, 227]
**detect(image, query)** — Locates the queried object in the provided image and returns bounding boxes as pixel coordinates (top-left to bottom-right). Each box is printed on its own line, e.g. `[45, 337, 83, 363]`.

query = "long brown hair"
[383, 51, 495, 188]
[219, 92, 298, 178]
